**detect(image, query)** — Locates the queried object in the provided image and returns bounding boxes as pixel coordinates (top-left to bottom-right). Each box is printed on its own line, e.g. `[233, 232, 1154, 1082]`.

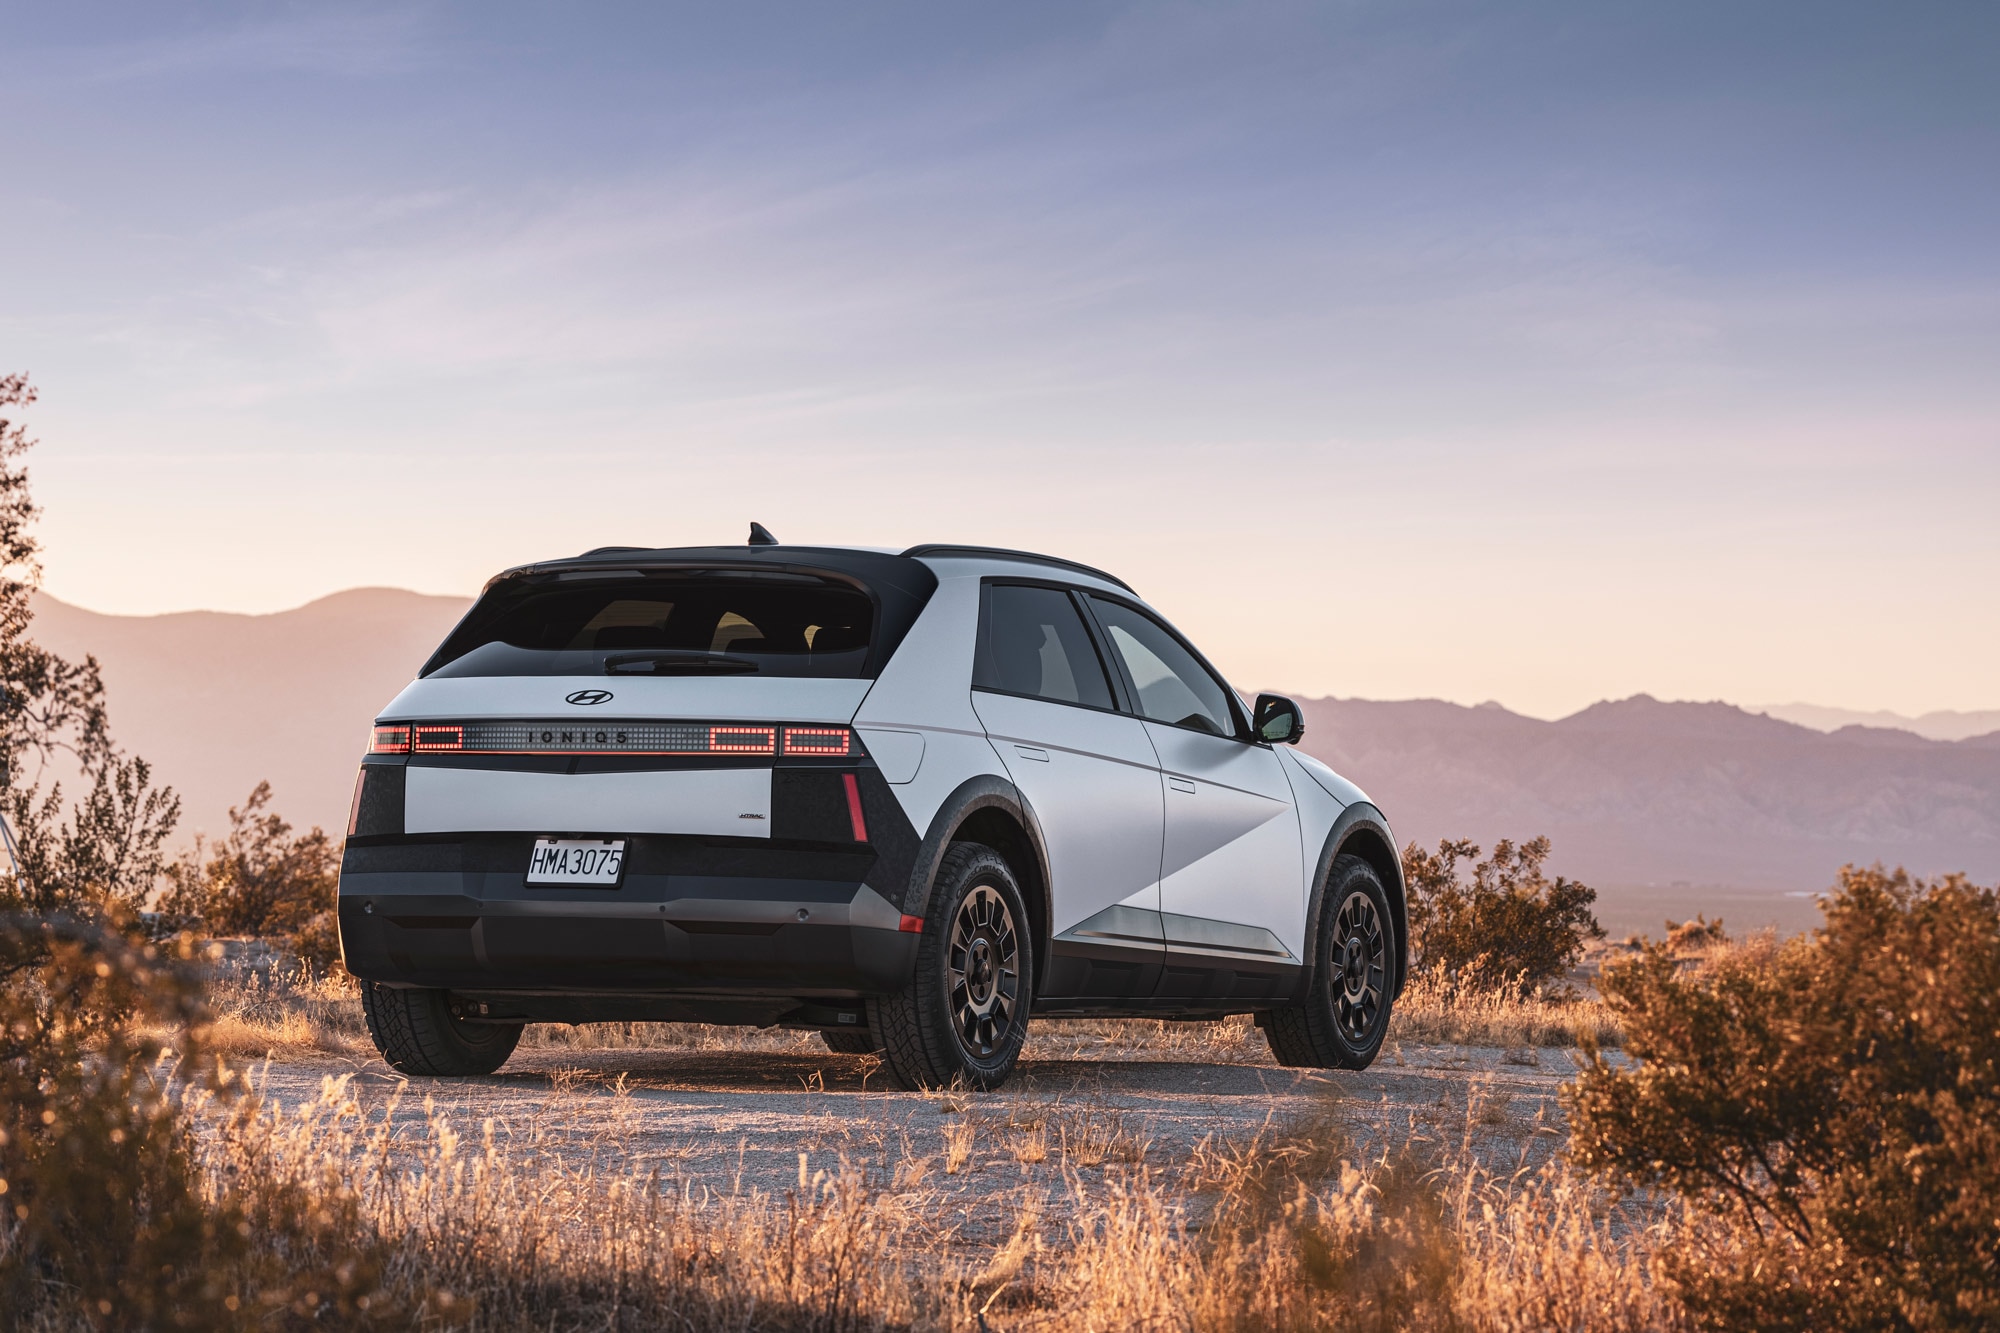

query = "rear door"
[968, 583, 1166, 999]
[1083, 595, 1306, 1001]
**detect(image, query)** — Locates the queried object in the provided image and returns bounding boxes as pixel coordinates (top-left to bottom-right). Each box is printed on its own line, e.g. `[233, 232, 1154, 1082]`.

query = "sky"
[1, 1, 1995, 719]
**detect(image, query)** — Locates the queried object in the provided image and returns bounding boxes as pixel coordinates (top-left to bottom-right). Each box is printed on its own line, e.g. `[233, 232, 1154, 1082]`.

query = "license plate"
[526, 838, 627, 886]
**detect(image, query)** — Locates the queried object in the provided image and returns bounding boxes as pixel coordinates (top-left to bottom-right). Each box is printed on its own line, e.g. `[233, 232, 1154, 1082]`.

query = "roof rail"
[899, 544, 1135, 593]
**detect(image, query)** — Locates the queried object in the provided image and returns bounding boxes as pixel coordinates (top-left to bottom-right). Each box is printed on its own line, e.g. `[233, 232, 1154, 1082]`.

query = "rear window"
[424, 576, 876, 678]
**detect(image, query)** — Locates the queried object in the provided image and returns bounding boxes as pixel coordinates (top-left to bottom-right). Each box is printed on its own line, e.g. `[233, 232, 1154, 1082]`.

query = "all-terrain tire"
[1259, 855, 1395, 1070]
[819, 1028, 883, 1055]
[360, 981, 523, 1076]
[869, 842, 1034, 1091]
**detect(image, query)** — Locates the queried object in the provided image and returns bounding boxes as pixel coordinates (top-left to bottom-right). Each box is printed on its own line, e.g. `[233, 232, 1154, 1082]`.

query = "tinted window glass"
[1088, 598, 1237, 736]
[975, 585, 1114, 709]
[426, 578, 874, 678]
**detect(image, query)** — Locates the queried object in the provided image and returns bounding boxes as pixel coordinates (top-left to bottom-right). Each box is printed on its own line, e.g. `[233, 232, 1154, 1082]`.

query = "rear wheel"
[819, 1027, 882, 1055]
[870, 842, 1033, 1091]
[1259, 855, 1395, 1069]
[360, 982, 523, 1076]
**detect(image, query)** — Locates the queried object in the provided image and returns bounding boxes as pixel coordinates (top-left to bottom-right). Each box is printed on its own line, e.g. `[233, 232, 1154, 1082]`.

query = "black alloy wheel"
[1329, 888, 1388, 1045]
[1258, 854, 1397, 1070]
[870, 842, 1035, 1091]
[947, 883, 1021, 1058]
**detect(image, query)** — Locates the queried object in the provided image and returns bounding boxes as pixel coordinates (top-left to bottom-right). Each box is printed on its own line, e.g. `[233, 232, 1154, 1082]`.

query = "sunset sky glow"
[2, 2, 1995, 718]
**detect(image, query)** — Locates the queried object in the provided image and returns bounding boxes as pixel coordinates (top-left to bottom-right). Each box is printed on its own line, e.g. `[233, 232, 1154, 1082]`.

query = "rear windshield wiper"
[603, 651, 760, 675]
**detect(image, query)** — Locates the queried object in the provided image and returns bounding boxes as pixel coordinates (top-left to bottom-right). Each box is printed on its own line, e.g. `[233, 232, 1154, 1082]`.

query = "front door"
[1084, 595, 1306, 1003]
[969, 583, 1166, 1000]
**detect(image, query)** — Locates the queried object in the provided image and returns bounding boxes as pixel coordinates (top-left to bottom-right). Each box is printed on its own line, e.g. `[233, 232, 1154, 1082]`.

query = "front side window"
[974, 584, 1114, 709]
[1087, 597, 1238, 737]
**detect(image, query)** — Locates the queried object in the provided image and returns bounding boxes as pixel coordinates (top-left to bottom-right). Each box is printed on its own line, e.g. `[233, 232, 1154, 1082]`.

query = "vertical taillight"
[369, 724, 411, 754]
[842, 772, 868, 842]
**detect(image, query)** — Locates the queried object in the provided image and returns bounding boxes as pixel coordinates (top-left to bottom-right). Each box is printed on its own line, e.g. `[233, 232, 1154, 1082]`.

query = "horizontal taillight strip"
[369, 721, 859, 758]
[781, 726, 853, 757]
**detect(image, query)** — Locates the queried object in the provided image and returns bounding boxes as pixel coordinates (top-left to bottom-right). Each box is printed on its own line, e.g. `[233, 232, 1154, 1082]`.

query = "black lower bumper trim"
[339, 862, 916, 996]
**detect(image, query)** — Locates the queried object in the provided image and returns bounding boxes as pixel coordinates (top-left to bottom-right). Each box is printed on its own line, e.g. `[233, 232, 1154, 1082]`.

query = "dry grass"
[1389, 967, 1622, 1050]
[196, 959, 368, 1059]
[135, 1059, 1685, 1331]
[194, 959, 1630, 1073]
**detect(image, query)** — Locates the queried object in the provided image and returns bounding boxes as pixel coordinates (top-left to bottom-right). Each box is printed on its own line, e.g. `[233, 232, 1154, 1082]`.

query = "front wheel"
[1258, 855, 1395, 1069]
[870, 842, 1033, 1091]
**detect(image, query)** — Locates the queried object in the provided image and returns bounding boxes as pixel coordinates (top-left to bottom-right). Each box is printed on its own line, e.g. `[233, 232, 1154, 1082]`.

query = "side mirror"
[1252, 693, 1305, 745]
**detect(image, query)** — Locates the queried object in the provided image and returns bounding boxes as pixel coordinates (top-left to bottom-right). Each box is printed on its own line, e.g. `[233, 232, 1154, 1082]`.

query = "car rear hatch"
[338, 549, 937, 995]
[363, 549, 934, 840]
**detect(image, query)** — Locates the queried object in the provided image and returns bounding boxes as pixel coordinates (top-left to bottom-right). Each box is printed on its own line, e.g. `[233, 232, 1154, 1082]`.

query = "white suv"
[339, 533, 1406, 1090]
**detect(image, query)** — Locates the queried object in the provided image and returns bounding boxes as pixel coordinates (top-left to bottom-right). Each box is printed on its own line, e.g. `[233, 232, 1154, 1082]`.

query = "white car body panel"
[972, 689, 1166, 938]
[1278, 747, 1348, 889]
[853, 571, 999, 829]
[886, 726, 1010, 837]
[855, 727, 925, 783]
[405, 765, 772, 837]
[1145, 723, 1308, 960]
[1289, 749, 1369, 808]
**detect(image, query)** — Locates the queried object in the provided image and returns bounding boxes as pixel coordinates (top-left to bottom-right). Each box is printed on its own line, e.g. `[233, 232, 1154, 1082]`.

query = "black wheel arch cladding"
[1303, 803, 1408, 1000]
[901, 774, 1054, 996]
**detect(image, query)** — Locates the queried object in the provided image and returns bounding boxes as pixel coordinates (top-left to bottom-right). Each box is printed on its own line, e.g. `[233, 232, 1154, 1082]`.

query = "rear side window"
[425, 577, 875, 678]
[974, 584, 1114, 709]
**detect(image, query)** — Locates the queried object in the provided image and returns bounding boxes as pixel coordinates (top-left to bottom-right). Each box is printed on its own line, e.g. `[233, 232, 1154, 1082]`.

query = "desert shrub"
[289, 907, 344, 973]
[0, 375, 181, 918]
[161, 780, 338, 943]
[1662, 913, 1728, 952]
[0, 910, 386, 1325]
[1566, 865, 2000, 1332]
[1401, 836, 1604, 997]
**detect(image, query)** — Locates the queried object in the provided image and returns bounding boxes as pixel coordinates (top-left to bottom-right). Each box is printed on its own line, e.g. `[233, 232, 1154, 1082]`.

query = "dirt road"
[250, 1035, 1580, 1234]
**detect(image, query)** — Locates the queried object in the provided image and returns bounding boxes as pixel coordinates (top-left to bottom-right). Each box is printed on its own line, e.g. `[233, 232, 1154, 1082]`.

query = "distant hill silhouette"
[1753, 701, 2000, 742]
[28, 589, 471, 841]
[24, 590, 1999, 937]
[1297, 694, 2000, 903]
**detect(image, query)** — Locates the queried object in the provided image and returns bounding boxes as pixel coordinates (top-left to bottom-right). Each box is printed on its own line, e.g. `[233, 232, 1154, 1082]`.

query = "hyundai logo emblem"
[565, 689, 614, 706]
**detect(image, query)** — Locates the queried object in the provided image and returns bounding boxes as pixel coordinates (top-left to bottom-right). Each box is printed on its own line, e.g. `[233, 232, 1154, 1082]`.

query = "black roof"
[524, 541, 1133, 594]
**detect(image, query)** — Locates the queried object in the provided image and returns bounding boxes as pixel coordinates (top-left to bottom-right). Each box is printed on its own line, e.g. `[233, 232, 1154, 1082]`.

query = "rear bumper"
[337, 834, 917, 1006]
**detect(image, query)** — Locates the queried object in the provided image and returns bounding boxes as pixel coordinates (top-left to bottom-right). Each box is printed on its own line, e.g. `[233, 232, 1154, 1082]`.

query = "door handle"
[1014, 745, 1051, 763]
[1167, 777, 1196, 794]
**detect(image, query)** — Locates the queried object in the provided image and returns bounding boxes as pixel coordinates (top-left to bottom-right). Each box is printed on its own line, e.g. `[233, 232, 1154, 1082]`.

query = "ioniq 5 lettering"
[338, 530, 1406, 1090]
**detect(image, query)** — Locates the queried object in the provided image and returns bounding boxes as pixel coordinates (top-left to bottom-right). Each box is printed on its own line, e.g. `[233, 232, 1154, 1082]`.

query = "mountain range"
[28, 589, 472, 847]
[24, 590, 1998, 936]
[1294, 695, 2000, 888]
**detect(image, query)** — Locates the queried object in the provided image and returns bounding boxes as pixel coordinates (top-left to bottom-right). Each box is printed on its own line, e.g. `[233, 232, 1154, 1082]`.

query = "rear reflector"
[369, 724, 411, 754]
[899, 914, 924, 934]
